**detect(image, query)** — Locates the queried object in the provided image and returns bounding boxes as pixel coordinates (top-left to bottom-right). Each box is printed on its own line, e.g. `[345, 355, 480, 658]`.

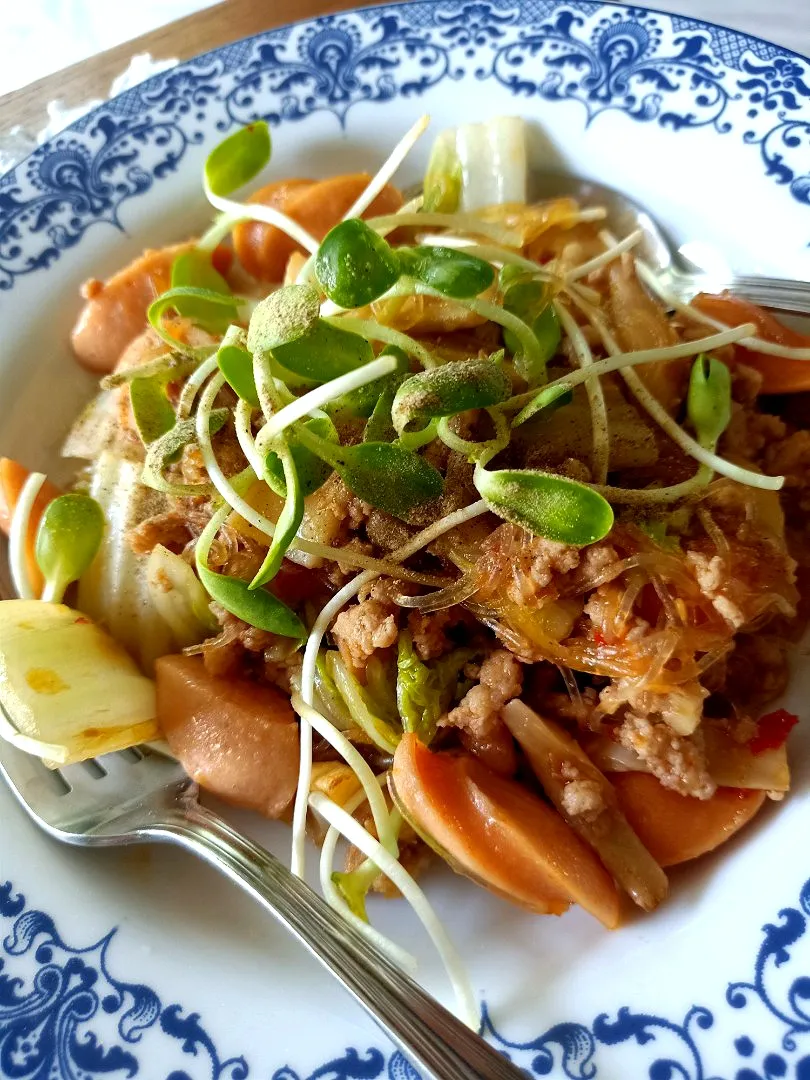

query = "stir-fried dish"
[1, 115, 808, 1018]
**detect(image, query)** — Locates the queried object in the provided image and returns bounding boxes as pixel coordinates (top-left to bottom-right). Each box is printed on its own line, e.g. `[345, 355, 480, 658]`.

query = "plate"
[2, 3, 810, 1077]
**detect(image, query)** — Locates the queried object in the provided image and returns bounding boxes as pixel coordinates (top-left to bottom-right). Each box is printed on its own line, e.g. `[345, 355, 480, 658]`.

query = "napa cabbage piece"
[583, 727, 791, 793]
[146, 545, 219, 648]
[326, 651, 401, 753]
[423, 117, 527, 213]
[77, 451, 214, 671]
[0, 600, 158, 765]
[396, 633, 474, 745]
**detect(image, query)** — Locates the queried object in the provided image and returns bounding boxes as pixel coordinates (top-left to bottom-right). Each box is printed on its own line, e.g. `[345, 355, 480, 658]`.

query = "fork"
[528, 171, 810, 315]
[0, 741, 526, 1080]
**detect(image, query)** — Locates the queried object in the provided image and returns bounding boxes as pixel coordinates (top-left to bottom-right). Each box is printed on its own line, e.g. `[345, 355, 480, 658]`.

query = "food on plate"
[1, 114, 806, 1013]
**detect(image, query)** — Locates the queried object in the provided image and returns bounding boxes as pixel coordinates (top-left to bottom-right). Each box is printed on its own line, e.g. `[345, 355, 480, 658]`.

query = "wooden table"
[1, 0, 808, 138]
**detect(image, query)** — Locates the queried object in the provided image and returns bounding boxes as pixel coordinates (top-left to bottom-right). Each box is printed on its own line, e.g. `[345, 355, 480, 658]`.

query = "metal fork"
[0, 741, 525, 1080]
[528, 171, 810, 315]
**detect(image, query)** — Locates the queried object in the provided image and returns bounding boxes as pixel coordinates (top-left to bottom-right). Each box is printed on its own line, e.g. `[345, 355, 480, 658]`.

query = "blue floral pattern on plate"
[1, 0, 810, 291]
[2, 873, 810, 1079]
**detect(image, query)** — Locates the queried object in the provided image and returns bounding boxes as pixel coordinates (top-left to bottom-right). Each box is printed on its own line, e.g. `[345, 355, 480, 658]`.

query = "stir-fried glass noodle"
[2, 115, 808, 1024]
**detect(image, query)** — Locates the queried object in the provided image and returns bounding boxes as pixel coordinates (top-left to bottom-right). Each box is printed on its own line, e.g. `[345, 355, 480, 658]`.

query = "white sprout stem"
[342, 115, 430, 221]
[594, 464, 712, 505]
[309, 792, 479, 1029]
[40, 578, 62, 604]
[554, 299, 609, 484]
[396, 194, 424, 215]
[257, 355, 399, 447]
[319, 783, 419, 975]
[234, 399, 265, 476]
[292, 498, 489, 875]
[292, 571, 378, 876]
[566, 288, 785, 492]
[416, 236, 554, 276]
[564, 228, 643, 283]
[571, 207, 609, 224]
[8, 472, 46, 600]
[635, 260, 810, 361]
[624, 365, 785, 489]
[197, 210, 250, 253]
[204, 184, 319, 254]
[195, 501, 230, 568]
[514, 320, 757, 406]
[471, 296, 545, 377]
[195, 375, 281, 546]
[294, 253, 317, 286]
[293, 698, 398, 859]
[290, 722, 314, 879]
[366, 210, 519, 245]
[436, 410, 509, 467]
[404, 283, 543, 378]
[326, 316, 437, 370]
[178, 354, 219, 419]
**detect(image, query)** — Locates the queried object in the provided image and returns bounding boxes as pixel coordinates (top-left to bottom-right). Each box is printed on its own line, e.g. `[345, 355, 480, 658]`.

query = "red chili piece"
[749, 708, 799, 755]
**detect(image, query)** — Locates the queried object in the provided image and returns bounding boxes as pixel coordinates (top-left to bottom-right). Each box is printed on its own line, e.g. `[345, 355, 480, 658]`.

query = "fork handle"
[149, 803, 523, 1080]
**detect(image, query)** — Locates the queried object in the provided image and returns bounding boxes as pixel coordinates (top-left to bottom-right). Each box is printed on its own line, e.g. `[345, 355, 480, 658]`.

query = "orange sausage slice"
[391, 733, 621, 927]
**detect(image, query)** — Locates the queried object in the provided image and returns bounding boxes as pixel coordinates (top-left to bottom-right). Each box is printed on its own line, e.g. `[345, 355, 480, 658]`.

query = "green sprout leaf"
[331, 865, 378, 922]
[250, 442, 304, 590]
[498, 264, 526, 291]
[327, 651, 401, 754]
[264, 416, 337, 498]
[129, 375, 177, 445]
[148, 287, 239, 345]
[333, 345, 410, 420]
[273, 320, 374, 383]
[196, 563, 305, 637]
[315, 218, 401, 309]
[142, 410, 229, 494]
[35, 494, 105, 603]
[397, 246, 494, 299]
[502, 276, 561, 362]
[218, 342, 258, 407]
[170, 250, 233, 331]
[422, 129, 461, 213]
[295, 427, 443, 519]
[204, 121, 271, 198]
[512, 382, 574, 428]
[363, 380, 402, 444]
[391, 353, 511, 435]
[474, 466, 614, 546]
[101, 351, 205, 390]
[687, 353, 731, 450]
[247, 284, 321, 356]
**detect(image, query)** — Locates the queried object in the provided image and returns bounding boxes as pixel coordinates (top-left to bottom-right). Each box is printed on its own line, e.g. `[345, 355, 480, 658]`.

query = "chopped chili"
[749, 709, 799, 755]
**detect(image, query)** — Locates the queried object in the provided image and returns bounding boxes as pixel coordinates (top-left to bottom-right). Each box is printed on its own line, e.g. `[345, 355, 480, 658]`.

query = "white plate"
[1, 3, 810, 1077]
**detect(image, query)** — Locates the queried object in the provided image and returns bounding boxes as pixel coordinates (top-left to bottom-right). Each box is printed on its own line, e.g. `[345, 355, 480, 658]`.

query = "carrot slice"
[0, 459, 60, 595]
[609, 771, 766, 867]
[692, 292, 810, 394]
[233, 174, 403, 282]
